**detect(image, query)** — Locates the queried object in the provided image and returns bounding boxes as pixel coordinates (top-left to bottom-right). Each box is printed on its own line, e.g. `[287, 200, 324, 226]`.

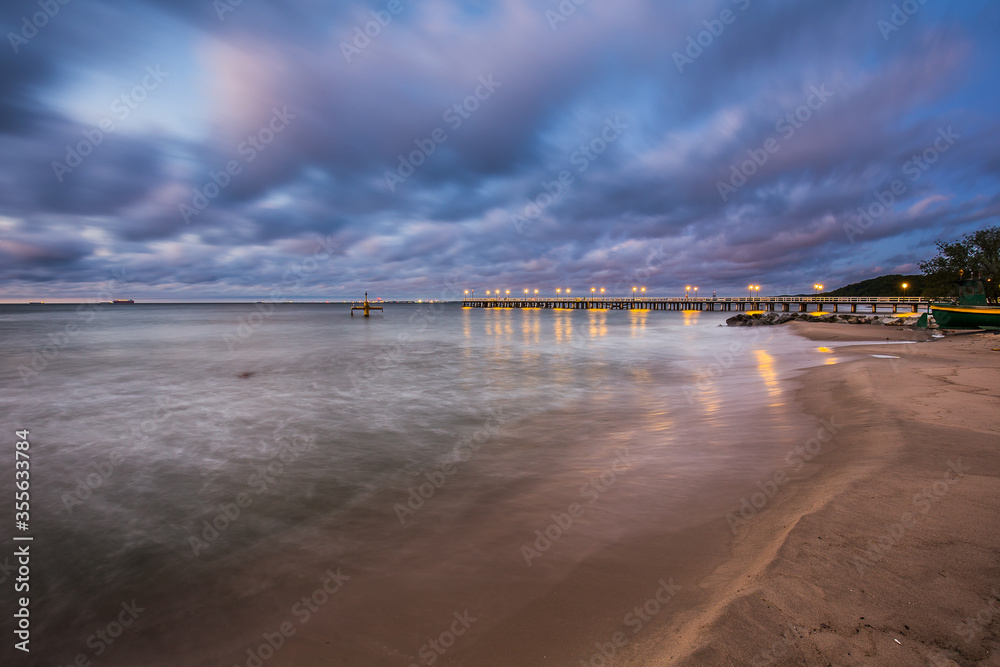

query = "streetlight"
[693, 286, 698, 298]
[902, 282, 908, 298]
[686, 285, 691, 299]
[566, 288, 571, 295]
[591, 287, 596, 301]
[600, 288, 605, 296]
[632, 286, 637, 302]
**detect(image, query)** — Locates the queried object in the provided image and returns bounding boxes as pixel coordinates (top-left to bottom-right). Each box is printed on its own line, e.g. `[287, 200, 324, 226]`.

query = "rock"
[726, 314, 750, 327]
[776, 314, 795, 325]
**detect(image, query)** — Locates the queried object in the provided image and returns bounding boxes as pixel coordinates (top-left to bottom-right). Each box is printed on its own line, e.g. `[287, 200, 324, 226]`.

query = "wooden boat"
[931, 278, 1000, 329]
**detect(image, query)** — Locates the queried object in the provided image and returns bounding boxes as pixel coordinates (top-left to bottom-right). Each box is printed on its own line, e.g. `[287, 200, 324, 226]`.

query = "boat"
[111, 299, 135, 304]
[28, 301, 44, 305]
[930, 277, 1000, 329]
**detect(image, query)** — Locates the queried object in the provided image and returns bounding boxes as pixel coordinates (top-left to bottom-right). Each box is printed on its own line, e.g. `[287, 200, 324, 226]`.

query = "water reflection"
[753, 349, 783, 405]
[629, 309, 649, 336]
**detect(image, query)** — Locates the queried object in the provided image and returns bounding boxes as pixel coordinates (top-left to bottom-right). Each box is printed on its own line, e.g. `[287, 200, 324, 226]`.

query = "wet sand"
[634, 329, 1000, 665]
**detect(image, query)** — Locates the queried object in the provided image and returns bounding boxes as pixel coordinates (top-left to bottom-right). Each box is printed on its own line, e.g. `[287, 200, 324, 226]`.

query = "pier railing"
[461, 295, 931, 313]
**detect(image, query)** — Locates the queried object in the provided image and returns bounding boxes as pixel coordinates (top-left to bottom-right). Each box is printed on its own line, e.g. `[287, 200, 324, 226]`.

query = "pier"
[462, 296, 930, 314]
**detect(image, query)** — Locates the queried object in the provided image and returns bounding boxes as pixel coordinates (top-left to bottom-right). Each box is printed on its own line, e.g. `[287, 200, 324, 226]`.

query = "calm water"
[0, 304, 844, 665]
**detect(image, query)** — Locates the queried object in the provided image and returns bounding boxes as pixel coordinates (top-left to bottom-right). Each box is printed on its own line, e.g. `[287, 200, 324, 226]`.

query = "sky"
[1, 0, 998, 301]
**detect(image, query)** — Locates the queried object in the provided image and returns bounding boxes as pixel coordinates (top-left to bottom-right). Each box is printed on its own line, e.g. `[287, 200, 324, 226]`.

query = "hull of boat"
[931, 305, 1000, 329]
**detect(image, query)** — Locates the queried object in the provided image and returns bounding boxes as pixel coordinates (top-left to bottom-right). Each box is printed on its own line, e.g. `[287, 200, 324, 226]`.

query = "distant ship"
[112, 299, 135, 304]
[28, 301, 44, 305]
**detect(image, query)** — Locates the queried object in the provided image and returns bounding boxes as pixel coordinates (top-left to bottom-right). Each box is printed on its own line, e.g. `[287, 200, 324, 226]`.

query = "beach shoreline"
[635, 325, 1000, 665]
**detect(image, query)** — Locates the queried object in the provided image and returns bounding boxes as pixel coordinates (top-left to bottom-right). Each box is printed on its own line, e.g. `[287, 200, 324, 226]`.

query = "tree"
[919, 226, 1000, 302]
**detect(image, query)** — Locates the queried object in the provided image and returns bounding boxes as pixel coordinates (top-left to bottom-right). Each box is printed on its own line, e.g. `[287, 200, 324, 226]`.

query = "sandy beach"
[633, 324, 1000, 665]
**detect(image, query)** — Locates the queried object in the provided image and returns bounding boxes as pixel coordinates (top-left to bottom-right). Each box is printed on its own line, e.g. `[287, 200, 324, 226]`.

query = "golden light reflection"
[682, 310, 700, 326]
[816, 346, 839, 365]
[554, 311, 573, 343]
[629, 309, 648, 336]
[753, 349, 782, 404]
[588, 309, 608, 338]
[522, 310, 540, 344]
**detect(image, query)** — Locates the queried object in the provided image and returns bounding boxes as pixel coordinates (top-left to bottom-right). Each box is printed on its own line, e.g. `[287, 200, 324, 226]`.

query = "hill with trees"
[821, 274, 924, 298]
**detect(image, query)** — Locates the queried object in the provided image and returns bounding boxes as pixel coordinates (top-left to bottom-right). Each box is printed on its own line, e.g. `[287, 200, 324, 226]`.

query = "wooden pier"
[461, 296, 930, 314]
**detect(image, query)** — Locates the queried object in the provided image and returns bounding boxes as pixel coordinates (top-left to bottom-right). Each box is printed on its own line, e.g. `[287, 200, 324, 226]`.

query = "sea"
[0, 303, 848, 666]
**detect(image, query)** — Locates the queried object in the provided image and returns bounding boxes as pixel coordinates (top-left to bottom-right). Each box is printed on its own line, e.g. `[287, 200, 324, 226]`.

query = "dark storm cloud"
[0, 0, 998, 299]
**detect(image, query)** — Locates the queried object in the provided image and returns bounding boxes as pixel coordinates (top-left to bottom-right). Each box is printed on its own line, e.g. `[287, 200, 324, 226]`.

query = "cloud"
[0, 0, 998, 299]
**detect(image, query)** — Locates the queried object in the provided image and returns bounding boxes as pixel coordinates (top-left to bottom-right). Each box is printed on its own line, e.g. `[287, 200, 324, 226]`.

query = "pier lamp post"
[693, 286, 697, 299]
[566, 288, 571, 295]
[524, 288, 528, 301]
[600, 288, 605, 296]
[556, 288, 561, 296]
[747, 284, 753, 298]
[632, 286, 637, 302]
[506, 290, 510, 300]
[685, 285, 691, 299]
[901, 282, 908, 298]
[591, 287, 596, 302]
